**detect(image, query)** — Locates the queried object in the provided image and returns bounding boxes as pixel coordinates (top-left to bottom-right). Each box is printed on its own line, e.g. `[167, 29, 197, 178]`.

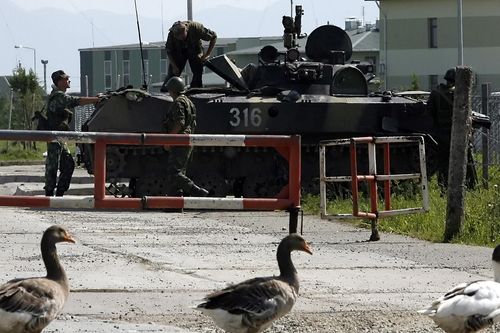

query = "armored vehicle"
[80, 6, 439, 198]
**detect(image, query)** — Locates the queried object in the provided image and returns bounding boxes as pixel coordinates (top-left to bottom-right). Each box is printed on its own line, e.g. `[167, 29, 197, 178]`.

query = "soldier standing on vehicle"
[161, 21, 217, 90]
[427, 68, 477, 191]
[44, 70, 99, 197]
[163, 76, 209, 197]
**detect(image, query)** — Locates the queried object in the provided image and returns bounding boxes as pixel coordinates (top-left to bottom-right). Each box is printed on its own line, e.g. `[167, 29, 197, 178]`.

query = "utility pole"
[7, 88, 14, 152]
[375, 1, 388, 90]
[186, 0, 193, 85]
[187, 0, 193, 20]
[457, 0, 464, 65]
[444, 67, 473, 242]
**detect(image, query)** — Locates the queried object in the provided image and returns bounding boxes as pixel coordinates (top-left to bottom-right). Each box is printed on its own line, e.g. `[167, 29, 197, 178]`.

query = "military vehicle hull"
[80, 88, 434, 197]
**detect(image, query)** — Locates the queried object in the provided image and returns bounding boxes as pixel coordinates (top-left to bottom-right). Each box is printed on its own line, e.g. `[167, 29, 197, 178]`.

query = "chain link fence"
[74, 105, 95, 132]
[472, 91, 500, 166]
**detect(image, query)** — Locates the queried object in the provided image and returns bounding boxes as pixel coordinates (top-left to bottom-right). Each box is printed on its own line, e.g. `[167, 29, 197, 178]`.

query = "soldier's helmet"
[444, 68, 456, 83]
[165, 76, 186, 94]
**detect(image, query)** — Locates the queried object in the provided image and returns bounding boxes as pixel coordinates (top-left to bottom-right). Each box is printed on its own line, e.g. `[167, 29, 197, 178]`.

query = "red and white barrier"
[0, 130, 301, 232]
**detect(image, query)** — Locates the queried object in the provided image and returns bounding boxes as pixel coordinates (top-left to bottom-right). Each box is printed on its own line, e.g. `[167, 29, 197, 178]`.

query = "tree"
[8, 65, 45, 149]
[0, 96, 9, 129]
[410, 73, 420, 91]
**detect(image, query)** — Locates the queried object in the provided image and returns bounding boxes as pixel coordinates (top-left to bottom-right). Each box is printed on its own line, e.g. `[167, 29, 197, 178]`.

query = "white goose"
[0, 225, 75, 333]
[196, 233, 312, 333]
[419, 244, 500, 333]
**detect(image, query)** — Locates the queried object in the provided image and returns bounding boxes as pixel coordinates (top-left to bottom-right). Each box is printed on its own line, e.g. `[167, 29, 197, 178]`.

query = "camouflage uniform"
[427, 83, 476, 190]
[163, 94, 204, 196]
[164, 21, 217, 88]
[44, 89, 79, 196]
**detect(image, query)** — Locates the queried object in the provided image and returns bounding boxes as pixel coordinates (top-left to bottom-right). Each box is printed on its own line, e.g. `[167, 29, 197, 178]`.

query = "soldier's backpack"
[31, 106, 49, 130]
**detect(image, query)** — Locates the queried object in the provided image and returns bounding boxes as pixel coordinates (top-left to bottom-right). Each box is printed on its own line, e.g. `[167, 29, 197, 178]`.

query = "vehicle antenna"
[134, 0, 147, 89]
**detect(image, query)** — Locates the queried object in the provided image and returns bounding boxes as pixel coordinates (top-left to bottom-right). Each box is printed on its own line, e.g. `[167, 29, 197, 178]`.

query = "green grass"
[0, 142, 80, 162]
[302, 167, 500, 246]
[0, 141, 45, 161]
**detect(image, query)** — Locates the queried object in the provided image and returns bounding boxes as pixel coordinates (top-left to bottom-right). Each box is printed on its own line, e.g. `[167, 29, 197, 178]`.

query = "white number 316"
[229, 107, 263, 127]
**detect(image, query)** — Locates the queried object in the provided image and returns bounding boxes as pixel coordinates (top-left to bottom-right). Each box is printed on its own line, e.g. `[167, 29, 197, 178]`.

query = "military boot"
[191, 185, 209, 197]
[55, 189, 65, 197]
[45, 189, 54, 197]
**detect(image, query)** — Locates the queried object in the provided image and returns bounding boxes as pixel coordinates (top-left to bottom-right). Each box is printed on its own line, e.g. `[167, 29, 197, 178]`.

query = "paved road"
[0, 206, 497, 332]
[0, 165, 498, 332]
[0, 163, 93, 196]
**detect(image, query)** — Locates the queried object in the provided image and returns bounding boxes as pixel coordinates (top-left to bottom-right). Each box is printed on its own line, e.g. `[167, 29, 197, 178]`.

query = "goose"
[0, 225, 75, 333]
[418, 244, 500, 333]
[196, 233, 312, 333]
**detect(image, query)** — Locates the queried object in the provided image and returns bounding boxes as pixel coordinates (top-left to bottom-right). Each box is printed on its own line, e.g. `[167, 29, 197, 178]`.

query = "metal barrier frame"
[319, 136, 429, 220]
[0, 130, 301, 232]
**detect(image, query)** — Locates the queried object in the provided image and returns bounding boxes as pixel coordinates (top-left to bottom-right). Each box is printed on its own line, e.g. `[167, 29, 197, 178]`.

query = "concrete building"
[78, 23, 378, 96]
[376, 0, 500, 91]
[79, 37, 284, 96]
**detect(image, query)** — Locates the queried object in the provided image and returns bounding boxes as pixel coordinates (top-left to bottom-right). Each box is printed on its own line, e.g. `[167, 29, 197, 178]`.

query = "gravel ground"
[0, 207, 499, 333]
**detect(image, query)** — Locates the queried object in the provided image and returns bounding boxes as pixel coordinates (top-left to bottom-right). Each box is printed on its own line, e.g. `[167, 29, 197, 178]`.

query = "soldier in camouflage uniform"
[44, 70, 100, 197]
[161, 20, 217, 90]
[163, 76, 208, 197]
[427, 68, 477, 191]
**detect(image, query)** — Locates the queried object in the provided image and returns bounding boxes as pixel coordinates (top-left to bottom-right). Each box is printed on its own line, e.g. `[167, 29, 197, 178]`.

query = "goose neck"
[41, 240, 66, 283]
[277, 243, 298, 285]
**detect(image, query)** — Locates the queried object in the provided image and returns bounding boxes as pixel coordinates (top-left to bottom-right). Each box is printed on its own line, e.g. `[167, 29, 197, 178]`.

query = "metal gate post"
[288, 135, 301, 234]
[350, 139, 360, 216]
[383, 143, 391, 210]
[94, 140, 106, 203]
[368, 140, 380, 241]
[319, 144, 327, 218]
[288, 207, 299, 234]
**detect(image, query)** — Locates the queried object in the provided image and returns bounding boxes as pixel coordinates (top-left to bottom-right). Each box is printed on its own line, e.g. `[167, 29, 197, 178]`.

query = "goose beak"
[63, 234, 76, 244]
[302, 242, 313, 255]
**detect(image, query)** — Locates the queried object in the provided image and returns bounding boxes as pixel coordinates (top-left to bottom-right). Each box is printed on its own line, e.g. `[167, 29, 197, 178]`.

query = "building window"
[428, 18, 437, 48]
[141, 60, 149, 84]
[429, 75, 438, 90]
[364, 56, 377, 73]
[104, 60, 112, 91]
[160, 59, 167, 81]
[123, 60, 130, 86]
[160, 49, 167, 80]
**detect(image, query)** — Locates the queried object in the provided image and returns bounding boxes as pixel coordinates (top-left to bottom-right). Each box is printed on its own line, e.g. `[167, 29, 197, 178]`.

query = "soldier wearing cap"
[44, 70, 100, 197]
[162, 76, 208, 197]
[161, 21, 217, 90]
[427, 68, 476, 191]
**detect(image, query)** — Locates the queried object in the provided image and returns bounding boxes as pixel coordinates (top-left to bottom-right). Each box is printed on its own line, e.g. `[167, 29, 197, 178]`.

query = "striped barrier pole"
[0, 130, 301, 233]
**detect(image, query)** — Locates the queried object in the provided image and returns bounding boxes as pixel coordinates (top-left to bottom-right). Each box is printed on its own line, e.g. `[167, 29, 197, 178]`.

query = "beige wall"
[379, 0, 500, 90]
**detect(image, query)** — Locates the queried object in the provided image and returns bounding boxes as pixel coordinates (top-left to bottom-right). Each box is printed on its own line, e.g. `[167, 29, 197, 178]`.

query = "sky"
[1, 0, 379, 93]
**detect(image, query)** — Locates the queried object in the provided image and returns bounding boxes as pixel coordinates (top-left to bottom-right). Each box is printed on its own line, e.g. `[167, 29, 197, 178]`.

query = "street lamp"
[41, 59, 49, 93]
[14, 45, 37, 76]
[15, 45, 38, 128]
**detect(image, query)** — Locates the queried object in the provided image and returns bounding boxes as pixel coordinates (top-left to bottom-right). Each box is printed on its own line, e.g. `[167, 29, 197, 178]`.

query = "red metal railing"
[319, 136, 429, 220]
[0, 130, 301, 231]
